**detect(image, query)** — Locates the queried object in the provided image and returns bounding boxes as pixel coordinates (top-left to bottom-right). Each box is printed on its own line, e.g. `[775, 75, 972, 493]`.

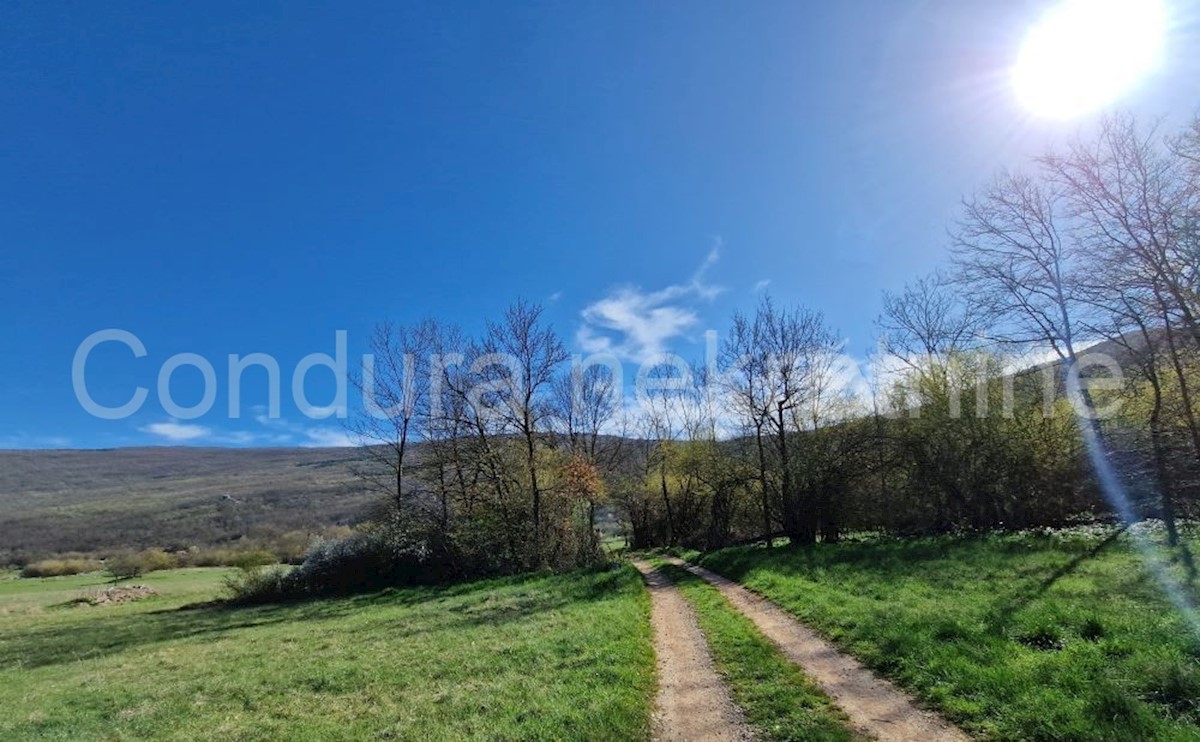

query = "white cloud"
[752, 279, 771, 292]
[216, 430, 294, 446]
[548, 291, 563, 303]
[302, 427, 357, 448]
[139, 411, 299, 447]
[248, 407, 354, 447]
[576, 244, 725, 362]
[140, 420, 211, 442]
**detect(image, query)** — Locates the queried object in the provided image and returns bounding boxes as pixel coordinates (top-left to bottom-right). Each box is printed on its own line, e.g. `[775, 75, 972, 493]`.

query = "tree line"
[345, 111, 1200, 584]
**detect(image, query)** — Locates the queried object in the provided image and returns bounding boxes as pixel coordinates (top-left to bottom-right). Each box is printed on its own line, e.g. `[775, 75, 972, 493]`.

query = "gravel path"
[664, 557, 970, 742]
[632, 560, 755, 742]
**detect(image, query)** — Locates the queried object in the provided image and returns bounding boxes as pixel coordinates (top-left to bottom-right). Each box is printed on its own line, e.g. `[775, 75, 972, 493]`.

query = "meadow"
[0, 565, 654, 741]
[697, 526, 1200, 741]
[6, 526, 1200, 740]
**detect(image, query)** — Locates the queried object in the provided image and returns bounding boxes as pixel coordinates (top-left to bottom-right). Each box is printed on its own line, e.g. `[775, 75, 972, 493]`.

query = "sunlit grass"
[699, 527, 1200, 740]
[0, 565, 654, 740]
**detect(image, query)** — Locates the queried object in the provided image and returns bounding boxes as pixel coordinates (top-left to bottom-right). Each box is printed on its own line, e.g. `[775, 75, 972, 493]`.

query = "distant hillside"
[0, 447, 376, 563]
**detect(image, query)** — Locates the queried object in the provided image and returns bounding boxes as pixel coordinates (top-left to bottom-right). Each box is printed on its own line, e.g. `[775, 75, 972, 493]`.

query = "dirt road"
[664, 557, 970, 742]
[632, 560, 754, 742]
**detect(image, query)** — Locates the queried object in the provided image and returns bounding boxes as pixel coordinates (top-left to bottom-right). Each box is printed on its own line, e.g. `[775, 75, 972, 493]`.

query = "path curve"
[632, 559, 754, 742]
[665, 557, 970, 742]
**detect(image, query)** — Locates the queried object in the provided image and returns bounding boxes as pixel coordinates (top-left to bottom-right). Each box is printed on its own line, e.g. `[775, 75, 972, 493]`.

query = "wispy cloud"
[140, 420, 211, 442]
[0, 433, 72, 450]
[752, 278, 771, 292]
[301, 427, 357, 448]
[252, 407, 355, 448]
[577, 243, 725, 362]
[137, 409, 351, 447]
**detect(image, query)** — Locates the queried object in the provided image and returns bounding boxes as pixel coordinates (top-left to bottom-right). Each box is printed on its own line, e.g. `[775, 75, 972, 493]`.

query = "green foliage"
[106, 549, 178, 580]
[226, 529, 467, 603]
[177, 528, 352, 568]
[876, 354, 1091, 534]
[226, 549, 277, 571]
[222, 564, 291, 602]
[699, 528, 1200, 740]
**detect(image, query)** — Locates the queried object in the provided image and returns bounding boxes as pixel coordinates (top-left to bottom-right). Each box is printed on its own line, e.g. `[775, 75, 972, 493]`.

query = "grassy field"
[0, 565, 654, 740]
[698, 526, 1200, 741]
[653, 561, 857, 741]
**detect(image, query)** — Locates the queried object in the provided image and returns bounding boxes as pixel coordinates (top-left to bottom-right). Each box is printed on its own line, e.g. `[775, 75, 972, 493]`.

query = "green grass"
[0, 568, 229, 616]
[0, 565, 654, 740]
[653, 561, 857, 741]
[698, 527, 1200, 741]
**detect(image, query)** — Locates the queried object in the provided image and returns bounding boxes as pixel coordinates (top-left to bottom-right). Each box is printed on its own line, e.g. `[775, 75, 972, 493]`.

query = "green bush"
[179, 548, 238, 568]
[20, 558, 103, 578]
[223, 565, 292, 603]
[229, 550, 276, 570]
[178, 529, 345, 568]
[225, 530, 454, 604]
[106, 549, 178, 579]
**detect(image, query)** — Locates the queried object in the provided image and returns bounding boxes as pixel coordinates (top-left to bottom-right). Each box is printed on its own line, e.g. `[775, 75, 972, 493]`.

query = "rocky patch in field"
[69, 585, 158, 607]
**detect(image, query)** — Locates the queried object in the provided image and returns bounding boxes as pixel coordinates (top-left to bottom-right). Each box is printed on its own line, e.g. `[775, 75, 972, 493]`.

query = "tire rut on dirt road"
[664, 557, 971, 742]
[632, 559, 755, 742]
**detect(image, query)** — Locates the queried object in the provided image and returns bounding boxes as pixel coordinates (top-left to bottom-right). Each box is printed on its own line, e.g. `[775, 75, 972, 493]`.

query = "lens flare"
[1066, 371, 1200, 638]
[1013, 0, 1166, 119]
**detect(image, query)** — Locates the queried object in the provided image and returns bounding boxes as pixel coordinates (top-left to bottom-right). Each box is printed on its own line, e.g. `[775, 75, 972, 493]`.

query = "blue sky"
[3, 1, 1199, 449]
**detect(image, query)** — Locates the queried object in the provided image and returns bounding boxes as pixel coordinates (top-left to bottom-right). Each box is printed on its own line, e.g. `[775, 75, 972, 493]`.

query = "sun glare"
[1013, 0, 1166, 120]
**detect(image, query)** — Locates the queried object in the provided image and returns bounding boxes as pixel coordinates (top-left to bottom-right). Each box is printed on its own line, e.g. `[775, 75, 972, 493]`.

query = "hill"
[0, 446, 374, 563]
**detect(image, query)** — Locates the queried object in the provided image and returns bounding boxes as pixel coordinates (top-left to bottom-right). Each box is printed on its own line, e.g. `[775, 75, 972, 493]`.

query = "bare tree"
[880, 271, 980, 364]
[552, 361, 621, 543]
[552, 361, 620, 463]
[720, 308, 776, 544]
[482, 299, 568, 566]
[951, 171, 1091, 362]
[1034, 113, 1200, 538]
[350, 320, 436, 514]
[1045, 113, 1200, 351]
[720, 296, 837, 545]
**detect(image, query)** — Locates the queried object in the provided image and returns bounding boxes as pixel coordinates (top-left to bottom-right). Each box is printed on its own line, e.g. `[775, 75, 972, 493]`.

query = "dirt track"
[664, 556, 970, 742]
[632, 560, 754, 741]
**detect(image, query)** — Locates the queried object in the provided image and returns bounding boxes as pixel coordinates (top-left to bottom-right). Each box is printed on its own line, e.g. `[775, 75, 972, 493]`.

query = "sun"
[1013, 0, 1166, 120]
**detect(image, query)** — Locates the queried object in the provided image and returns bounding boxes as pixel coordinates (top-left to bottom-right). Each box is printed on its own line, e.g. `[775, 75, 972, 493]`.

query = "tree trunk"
[754, 427, 772, 548]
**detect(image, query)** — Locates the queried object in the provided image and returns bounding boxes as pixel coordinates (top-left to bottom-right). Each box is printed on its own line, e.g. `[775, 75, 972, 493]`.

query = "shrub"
[293, 530, 447, 593]
[229, 550, 277, 570]
[106, 549, 178, 579]
[223, 565, 293, 603]
[225, 529, 454, 603]
[179, 548, 236, 568]
[20, 558, 102, 578]
[270, 530, 319, 564]
[180, 547, 265, 568]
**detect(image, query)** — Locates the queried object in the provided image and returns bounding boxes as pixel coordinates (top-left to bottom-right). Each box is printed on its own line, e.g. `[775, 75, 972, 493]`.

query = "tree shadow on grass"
[2, 566, 637, 671]
[703, 536, 989, 584]
[983, 525, 1131, 632]
[983, 525, 1200, 635]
